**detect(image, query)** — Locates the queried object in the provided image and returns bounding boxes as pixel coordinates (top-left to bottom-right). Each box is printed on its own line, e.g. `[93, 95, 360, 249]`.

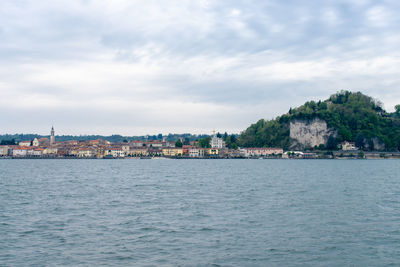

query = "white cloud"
[366, 6, 390, 27]
[322, 8, 341, 26]
[1, 0, 400, 135]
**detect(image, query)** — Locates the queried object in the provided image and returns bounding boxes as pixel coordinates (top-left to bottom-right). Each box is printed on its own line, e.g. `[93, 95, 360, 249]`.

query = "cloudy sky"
[1, 0, 400, 135]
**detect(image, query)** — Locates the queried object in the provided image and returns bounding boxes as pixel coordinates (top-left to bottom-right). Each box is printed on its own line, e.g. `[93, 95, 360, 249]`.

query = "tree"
[230, 134, 237, 143]
[183, 137, 190, 145]
[395, 105, 400, 117]
[355, 133, 365, 149]
[225, 134, 238, 149]
[216, 132, 222, 138]
[0, 139, 16, 145]
[326, 135, 337, 150]
[223, 132, 228, 141]
[198, 137, 211, 148]
[239, 91, 400, 151]
[175, 140, 183, 148]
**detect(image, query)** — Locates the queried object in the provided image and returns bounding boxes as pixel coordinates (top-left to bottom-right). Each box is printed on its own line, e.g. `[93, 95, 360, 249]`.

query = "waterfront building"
[12, 147, 29, 157]
[182, 145, 196, 155]
[104, 147, 125, 158]
[148, 148, 162, 156]
[0, 146, 9, 156]
[27, 148, 44, 157]
[68, 148, 79, 157]
[43, 147, 58, 156]
[241, 147, 284, 157]
[188, 148, 205, 157]
[208, 148, 219, 155]
[224, 148, 242, 158]
[77, 148, 95, 158]
[129, 148, 148, 157]
[340, 141, 358, 151]
[162, 148, 183, 157]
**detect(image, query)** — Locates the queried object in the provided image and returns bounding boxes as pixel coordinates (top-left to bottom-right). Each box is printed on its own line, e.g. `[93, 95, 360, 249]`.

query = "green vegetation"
[198, 137, 211, 148]
[0, 139, 17, 145]
[175, 139, 183, 148]
[239, 91, 400, 151]
[224, 133, 238, 149]
[239, 118, 291, 148]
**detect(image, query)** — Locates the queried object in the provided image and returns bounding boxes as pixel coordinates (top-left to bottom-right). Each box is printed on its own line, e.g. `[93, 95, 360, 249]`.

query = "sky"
[1, 0, 400, 136]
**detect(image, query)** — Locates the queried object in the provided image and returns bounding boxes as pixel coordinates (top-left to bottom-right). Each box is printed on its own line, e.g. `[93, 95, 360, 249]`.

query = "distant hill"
[0, 133, 210, 144]
[239, 91, 400, 151]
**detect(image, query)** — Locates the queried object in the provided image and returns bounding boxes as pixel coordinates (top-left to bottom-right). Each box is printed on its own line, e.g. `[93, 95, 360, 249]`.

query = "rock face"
[371, 137, 385, 151]
[290, 118, 336, 149]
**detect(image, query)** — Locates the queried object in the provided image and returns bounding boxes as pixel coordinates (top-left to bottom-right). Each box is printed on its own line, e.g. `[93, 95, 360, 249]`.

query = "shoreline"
[1, 156, 400, 160]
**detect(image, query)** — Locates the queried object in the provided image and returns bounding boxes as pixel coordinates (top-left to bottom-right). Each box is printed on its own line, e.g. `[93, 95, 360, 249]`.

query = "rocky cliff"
[289, 118, 336, 149]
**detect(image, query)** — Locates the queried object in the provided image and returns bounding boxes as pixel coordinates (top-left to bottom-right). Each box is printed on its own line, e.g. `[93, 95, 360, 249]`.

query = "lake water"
[0, 159, 400, 266]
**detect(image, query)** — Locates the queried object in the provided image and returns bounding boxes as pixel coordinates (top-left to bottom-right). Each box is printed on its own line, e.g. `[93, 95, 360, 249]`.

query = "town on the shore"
[1, 127, 399, 159]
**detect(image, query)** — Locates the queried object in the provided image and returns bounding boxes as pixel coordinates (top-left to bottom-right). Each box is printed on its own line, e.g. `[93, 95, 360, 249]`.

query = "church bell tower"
[50, 126, 55, 145]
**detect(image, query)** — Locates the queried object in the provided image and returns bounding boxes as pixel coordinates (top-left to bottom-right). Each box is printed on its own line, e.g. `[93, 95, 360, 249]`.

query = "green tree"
[355, 133, 364, 149]
[223, 132, 228, 141]
[239, 91, 400, 151]
[0, 139, 16, 145]
[175, 140, 183, 148]
[326, 135, 337, 150]
[198, 137, 211, 148]
[183, 137, 190, 145]
[395, 105, 400, 117]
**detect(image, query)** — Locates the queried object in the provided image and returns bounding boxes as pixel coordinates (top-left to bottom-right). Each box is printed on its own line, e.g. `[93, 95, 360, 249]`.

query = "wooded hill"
[239, 91, 400, 151]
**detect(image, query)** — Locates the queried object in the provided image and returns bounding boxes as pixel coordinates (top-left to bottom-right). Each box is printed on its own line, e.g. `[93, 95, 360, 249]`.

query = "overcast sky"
[1, 0, 400, 135]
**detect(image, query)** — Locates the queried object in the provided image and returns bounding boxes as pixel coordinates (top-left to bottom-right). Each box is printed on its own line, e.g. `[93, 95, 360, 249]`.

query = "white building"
[210, 132, 225, 149]
[188, 148, 205, 158]
[241, 147, 284, 157]
[340, 141, 358, 151]
[12, 147, 28, 157]
[19, 141, 31, 147]
[32, 138, 40, 147]
[77, 148, 95, 158]
[105, 148, 125, 158]
[27, 148, 43, 157]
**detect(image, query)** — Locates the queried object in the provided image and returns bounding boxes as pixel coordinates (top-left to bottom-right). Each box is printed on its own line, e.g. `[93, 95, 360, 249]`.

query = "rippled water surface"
[1, 159, 400, 266]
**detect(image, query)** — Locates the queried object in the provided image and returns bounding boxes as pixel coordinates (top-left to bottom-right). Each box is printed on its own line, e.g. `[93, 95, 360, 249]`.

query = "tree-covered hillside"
[239, 91, 400, 151]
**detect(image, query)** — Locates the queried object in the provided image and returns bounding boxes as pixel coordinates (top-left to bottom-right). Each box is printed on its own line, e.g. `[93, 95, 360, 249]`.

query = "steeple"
[50, 126, 55, 145]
